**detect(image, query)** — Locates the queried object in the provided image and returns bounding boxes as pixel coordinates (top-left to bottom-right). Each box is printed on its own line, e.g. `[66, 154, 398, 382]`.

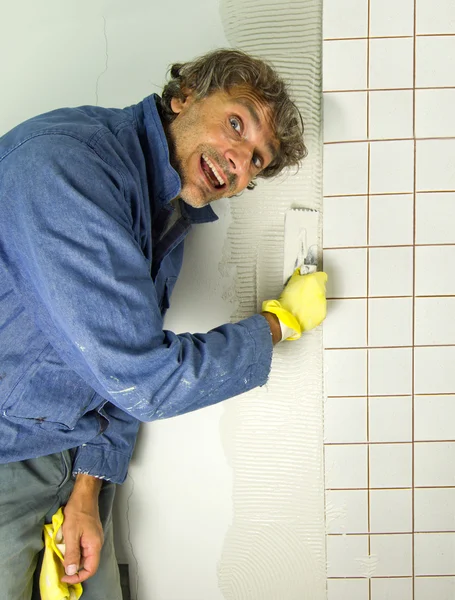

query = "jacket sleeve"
[1, 135, 273, 479]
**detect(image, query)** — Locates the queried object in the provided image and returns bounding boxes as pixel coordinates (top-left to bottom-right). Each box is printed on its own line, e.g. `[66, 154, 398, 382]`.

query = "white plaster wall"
[1, 2, 235, 598]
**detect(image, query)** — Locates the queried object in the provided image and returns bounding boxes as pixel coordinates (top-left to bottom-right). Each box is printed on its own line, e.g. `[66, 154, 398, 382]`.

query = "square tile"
[415, 488, 455, 532]
[327, 535, 369, 577]
[324, 92, 367, 142]
[324, 349, 368, 397]
[415, 577, 455, 600]
[369, 247, 413, 297]
[416, 0, 455, 34]
[414, 442, 455, 487]
[416, 37, 455, 87]
[369, 90, 414, 140]
[415, 395, 455, 441]
[327, 578, 369, 600]
[370, 0, 414, 36]
[416, 193, 455, 244]
[369, 194, 414, 246]
[369, 396, 412, 443]
[325, 444, 368, 489]
[323, 40, 368, 91]
[416, 89, 455, 138]
[416, 140, 455, 191]
[323, 196, 368, 248]
[369, 298, 413, 347]
[369, 534, 413, 576]
[415, 298, 455, 346]
[371, 577, 413, 600]
[369, 443, 412, 488]
[324, 300, 367, 348]
[324, 142, 369, 196]
[369, 348, 413, 396]
[325, 397, 367, 443]
[415, 347, 455, 395]
[323, 0, 368, 38]
[370, 38, 414, 89]
[326, 489, 369, 534]
[369, 141, 414, 194]
[415, 533, 455, 576]
[325, 248, 367, 299]
[370, 489, 413, 533]
[415, 246, 455, 295]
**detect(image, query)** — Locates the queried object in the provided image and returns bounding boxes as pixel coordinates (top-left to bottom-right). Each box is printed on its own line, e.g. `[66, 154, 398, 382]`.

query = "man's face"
[168, 86, 279, 208]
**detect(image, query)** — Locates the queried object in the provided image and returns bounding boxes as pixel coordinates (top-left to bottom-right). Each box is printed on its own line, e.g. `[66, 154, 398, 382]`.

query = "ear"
[170, 88, 194, 114]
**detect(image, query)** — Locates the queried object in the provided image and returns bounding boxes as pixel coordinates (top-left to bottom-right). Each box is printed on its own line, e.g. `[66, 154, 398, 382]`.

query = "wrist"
[67, 474, 102, 511]
[261, 311, 282, 345]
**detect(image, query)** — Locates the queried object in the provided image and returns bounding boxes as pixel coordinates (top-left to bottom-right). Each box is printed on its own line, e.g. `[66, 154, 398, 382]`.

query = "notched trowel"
[283, 208, 321, 284]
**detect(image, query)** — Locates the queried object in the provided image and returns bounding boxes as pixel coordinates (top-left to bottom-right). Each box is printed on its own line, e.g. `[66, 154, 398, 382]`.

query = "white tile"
[415, 577, 455, 600]
[369, 396, 412, 443]
[369, 247, 413, 297]
[323, 40, 368, 91]
[324, 92, 367, 142]
[327, 578, 369, 600]
[325, 444, 368, 489]
[325, 397, 367, 443]
[416, 0, 455, 34]
[415, 488, 455, 532]
[414, 442, 455, 487]
[415, 298, 455, 346]
[327, 535, 369, 577]
[416, 140, 455, 192]
[326, 489, 369, 534]
[371, 577, 413, 600]
[324, 196, 367, 248]
[415, 533, 455, 576]
[369, 90, 414, 140]
[370, 0, 414, 36]
[323, 0, 368, 38]
[369, 298, 413, 347]
[324, 349, 368, 397]
[370, 38, 414, 89]
[415, 395, 455, 441]
[416, 89, 455, 138]
[369, 534, 413, 576]
[415, 246, 455, 295]
[415, 347, 455, 395]
[416, 37, 455, 87]
[416, 193, 455, 244]
[324, 300, 367, 348]
[369, 194, 414, 246]
[370, 489, 413, 533]
[369, 443, 412, 488]
[324, 142, 369, 196]
[325, 248, 367, 299]
[369, 141, 414, 194]
[369, 348, 413, 396]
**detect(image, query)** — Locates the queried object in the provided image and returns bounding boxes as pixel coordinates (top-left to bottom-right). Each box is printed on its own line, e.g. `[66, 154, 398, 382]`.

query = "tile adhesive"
[218, 1, 326, 598]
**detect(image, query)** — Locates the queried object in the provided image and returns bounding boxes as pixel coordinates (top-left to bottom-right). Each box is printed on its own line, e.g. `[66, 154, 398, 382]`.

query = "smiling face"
[167, 86, 279, 208]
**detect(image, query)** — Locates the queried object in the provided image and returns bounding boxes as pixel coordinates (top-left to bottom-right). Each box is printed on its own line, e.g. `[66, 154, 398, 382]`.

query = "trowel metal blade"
[283, 208, 320, 284]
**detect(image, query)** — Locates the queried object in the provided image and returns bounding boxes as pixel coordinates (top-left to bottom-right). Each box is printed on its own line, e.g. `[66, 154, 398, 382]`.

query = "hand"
[60, 474, 104, 585]
[262, 270, 328, 340]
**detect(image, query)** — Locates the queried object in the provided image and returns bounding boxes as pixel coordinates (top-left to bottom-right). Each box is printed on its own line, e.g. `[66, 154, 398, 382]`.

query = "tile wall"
[322, 0, 455, 598]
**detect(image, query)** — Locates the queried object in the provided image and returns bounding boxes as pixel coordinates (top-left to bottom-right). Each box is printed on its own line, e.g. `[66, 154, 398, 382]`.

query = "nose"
[224, 144, 251, 180]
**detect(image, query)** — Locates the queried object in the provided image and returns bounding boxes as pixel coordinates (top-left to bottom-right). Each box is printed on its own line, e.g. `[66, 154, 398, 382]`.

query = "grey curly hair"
[161, 48, 307, 188]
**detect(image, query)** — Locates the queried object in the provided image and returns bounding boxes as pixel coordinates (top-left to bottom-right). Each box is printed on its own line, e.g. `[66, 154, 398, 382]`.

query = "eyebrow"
[235, 98, 278, 164]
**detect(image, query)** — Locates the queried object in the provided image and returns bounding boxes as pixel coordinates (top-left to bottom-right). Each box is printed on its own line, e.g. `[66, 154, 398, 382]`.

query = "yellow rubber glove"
[262, 270, 328, 341]
[40, 507, 83, 600]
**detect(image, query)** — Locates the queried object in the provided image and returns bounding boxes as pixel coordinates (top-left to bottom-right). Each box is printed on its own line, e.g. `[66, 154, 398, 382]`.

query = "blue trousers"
[0, 451, 122, 600]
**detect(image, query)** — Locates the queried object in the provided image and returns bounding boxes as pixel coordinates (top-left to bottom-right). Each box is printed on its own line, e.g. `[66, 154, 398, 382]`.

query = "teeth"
[202, 153, 224, 186]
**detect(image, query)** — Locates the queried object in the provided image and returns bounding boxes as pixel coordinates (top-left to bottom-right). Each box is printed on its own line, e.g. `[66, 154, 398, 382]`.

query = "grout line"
[325, 440, 455, 446]
[324, 190, 455, 198]
[326, 295, 455, 300]
[325, 344, 455, 350]
[326, 393, 455, 398]
[326, 485, 455, 491]
[324, 243, 455, 249]
[323, 32, 455, 41]
[325, 136, 455, 145]
[324, 86, 455, 93]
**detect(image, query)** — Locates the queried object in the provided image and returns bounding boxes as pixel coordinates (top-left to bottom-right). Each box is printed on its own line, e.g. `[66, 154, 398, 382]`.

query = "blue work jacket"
[0, 95, 273, 483]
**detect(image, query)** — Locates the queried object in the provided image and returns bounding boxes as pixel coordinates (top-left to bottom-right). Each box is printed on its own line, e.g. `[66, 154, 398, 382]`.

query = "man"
[0, 49, 327, 598]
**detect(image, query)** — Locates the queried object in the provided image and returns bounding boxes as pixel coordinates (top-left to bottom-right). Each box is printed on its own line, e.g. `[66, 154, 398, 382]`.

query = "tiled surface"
[323, 1, 455, 598]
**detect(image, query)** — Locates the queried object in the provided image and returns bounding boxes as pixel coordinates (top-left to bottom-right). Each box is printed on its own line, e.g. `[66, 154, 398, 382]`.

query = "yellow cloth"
[40, 507, 83, 600]
[262, 270, 328, 340]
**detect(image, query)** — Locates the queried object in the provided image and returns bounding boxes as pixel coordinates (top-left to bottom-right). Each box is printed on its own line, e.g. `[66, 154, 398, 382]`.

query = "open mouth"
[200, 153, 226, 190]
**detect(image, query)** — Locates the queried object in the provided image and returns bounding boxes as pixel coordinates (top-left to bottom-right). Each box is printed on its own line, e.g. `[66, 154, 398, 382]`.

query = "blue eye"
[252, 154, 263, 169]
[230, 117, 241, 133]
